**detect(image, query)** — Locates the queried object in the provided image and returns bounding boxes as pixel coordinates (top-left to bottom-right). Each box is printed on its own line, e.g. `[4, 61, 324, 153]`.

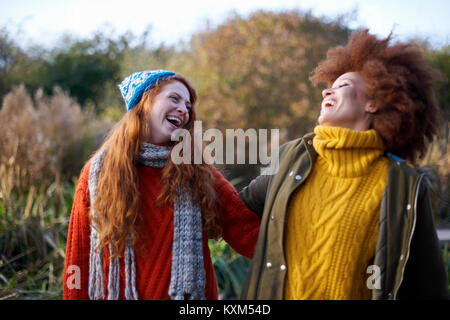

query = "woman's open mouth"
[322, 99, 336, 108]
[166, 115, 182, 128]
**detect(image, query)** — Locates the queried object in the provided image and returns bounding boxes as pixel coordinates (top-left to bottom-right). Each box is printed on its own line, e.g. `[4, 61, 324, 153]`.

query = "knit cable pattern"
[284, 126, 388, 299]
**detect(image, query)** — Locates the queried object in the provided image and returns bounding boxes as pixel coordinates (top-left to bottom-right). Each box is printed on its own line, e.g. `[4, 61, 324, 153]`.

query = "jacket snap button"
[400, 254, 404, 261]
[289, 171, 294, 177]
[271, 215, 275, 220]
[295, 175, 301, 181]
[280, 264, 286, 271]
[266, 262, 272, 268]
[406, 204, 411, 211]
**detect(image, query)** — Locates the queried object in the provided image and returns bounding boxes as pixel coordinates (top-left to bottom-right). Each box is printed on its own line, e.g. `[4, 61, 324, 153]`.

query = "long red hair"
[89, 74, 220, 258]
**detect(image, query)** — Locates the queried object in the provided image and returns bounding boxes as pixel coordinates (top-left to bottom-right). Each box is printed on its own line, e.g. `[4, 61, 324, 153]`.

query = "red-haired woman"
[240, 30, 449, 300]
[63, 70, 260, 300]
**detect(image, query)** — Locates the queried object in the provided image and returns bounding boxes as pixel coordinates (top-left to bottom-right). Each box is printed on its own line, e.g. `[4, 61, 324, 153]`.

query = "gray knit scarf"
[88, 143, 205, 300]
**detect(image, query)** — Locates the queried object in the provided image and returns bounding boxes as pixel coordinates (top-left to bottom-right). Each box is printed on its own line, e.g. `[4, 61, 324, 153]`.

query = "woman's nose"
[175, 103, 188, 115]
[322, 88, 333, 98]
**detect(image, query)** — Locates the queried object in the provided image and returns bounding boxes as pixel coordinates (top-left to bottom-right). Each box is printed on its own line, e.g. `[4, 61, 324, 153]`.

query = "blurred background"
[0, 0, 449, 299]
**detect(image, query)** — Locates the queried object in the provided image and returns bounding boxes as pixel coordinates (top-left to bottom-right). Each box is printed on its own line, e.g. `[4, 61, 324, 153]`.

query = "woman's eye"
[339, 83, 349, 88]
[170, 96, 179, 102]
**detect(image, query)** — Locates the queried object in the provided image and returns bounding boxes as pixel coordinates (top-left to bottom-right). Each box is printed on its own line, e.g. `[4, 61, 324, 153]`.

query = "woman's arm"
[238, 174, 271, 218]
[213, 170, 261, 259]
[63, 163, 91, 300]
[237, 142, 288, 218]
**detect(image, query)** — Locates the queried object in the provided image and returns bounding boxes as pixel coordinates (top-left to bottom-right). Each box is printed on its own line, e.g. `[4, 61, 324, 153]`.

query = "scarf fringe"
[124, 238, 138, 300]
[88, 231, 105, 300]
[107, 245, 120, 300]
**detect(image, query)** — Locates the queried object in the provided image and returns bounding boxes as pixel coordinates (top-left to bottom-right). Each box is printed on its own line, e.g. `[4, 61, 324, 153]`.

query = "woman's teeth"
[323, 100, 335, 107]
[166, 116, 182, 127]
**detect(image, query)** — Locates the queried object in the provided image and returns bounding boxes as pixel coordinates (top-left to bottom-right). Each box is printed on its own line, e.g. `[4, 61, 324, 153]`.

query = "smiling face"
[147, 80, 192, 144]
[318, 72, 374, 131]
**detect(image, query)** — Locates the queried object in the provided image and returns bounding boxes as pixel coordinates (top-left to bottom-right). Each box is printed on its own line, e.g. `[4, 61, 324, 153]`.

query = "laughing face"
[318, 72, 374, 131]
[147, 80, 192, 144]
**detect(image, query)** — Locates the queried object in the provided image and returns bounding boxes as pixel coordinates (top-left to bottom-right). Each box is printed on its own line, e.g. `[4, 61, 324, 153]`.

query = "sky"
[1, 0, 449, 49]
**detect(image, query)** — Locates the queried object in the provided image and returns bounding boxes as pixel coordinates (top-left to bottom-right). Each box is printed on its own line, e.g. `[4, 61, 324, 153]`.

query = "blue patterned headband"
[118, 70, 176, 111]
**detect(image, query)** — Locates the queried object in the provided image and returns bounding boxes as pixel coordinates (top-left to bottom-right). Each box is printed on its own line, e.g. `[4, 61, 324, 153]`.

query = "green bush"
[208, 239, 250, 299]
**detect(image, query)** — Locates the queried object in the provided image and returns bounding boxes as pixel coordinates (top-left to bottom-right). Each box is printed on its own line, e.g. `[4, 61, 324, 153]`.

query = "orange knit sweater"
[63, 163, 260, 300]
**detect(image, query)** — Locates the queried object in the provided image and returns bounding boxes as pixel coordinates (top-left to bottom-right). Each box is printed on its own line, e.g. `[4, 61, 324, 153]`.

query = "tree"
[429, 45, 450, 121]
[25, 33, 123, 108]
[9, 27, 173, 115]
[0, 27, 26, 101]
[182, 10, 351, 141]
[173, 10, 352, 186]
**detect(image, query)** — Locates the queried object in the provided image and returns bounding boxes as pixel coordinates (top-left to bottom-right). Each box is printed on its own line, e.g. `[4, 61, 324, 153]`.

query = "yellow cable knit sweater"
[284, 125, 388, 300]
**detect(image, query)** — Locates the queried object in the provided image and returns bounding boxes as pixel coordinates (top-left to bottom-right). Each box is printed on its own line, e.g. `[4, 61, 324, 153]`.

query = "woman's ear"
[365, 102, 377, 114]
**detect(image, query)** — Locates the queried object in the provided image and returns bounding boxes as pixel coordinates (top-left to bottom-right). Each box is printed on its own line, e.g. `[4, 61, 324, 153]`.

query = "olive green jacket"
[239, 133, 449, 300]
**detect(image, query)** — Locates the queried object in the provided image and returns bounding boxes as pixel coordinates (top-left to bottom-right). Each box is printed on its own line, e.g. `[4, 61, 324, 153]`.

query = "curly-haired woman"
[63, 70, 260, 300]
[240, 30, 449, 300]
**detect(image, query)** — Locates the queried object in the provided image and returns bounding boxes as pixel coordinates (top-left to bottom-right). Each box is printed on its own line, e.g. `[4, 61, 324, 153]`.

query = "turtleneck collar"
[312, 125, 386, 177]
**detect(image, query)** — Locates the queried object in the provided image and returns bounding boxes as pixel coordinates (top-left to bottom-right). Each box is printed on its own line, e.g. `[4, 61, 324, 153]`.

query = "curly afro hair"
[310, 29, 441, 164]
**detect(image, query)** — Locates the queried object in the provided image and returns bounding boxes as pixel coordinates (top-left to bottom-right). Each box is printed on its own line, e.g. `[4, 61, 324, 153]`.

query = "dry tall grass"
[0, 85, 108, 189]
[0, 86, 110, 299]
